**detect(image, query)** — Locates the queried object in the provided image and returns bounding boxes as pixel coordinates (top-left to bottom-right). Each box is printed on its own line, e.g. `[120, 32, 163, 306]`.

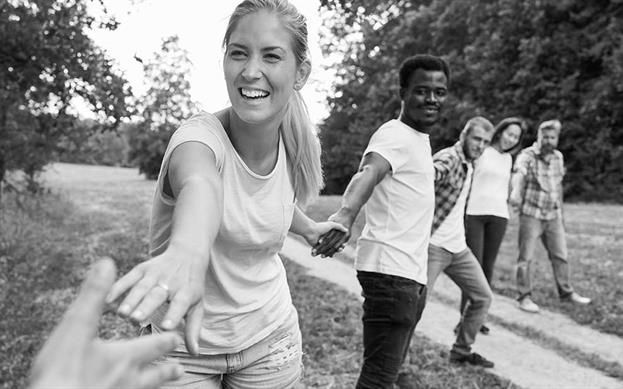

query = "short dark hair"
[491, 117, 527, 155]
[399, 54, 450, 90]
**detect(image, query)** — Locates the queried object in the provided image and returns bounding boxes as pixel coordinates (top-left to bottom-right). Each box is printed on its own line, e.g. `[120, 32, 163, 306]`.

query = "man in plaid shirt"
[509, 119, 591, 313]
[427, 116, 495, 368]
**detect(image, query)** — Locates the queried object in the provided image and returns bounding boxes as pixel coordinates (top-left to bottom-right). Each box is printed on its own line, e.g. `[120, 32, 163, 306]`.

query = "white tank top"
[466, 146, 512, 219]
[149, 111, 295, 354]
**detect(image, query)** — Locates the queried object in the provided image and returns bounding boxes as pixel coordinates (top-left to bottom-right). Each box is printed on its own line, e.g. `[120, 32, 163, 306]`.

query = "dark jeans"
[461, 214, 508, 314]
[356, 271, 427, 389]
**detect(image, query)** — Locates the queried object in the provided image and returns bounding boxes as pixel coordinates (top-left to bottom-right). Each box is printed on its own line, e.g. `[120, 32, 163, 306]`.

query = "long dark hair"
[491, 117, 527, 156]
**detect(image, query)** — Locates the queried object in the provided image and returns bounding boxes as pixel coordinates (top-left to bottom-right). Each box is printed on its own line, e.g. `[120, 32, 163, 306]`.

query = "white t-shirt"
[355, 119, 435, 285]
[149, 111, 295, 354]
[466, 146, 512, 219]
[430, 164, 473, 253]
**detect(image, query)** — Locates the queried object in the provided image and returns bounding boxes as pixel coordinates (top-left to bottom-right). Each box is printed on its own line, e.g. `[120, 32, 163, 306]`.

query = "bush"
[58, 122, 133, 167]
[125, 122, 174, 180]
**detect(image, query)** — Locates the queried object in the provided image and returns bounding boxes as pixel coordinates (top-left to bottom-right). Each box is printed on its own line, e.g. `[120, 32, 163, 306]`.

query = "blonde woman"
[107, 1, 345, 387]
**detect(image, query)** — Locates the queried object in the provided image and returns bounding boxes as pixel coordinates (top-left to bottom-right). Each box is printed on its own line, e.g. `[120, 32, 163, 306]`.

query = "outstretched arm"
[509, 154, 529, 213]
[312, 152, 391, 257]
[432, 149, 455, 184]
[107, 142, 223, 355]
[29, 258, 183, 389]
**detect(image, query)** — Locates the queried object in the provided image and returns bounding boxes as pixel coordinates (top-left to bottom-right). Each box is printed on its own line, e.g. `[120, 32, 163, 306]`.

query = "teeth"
[240, 88, 269, 98]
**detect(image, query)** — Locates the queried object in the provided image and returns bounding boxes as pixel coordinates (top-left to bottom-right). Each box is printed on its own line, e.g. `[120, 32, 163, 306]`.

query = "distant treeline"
[318, 0, 623, 202]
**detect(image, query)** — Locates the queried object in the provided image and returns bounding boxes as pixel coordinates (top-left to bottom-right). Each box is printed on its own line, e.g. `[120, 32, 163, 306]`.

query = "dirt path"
[281, 238, 623, 389]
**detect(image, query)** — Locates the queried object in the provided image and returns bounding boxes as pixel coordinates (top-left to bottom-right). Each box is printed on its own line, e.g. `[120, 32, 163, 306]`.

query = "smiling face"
[400, 68, 448, 132]
[224, 10, 307, 127]
[499, 123, 522, 152]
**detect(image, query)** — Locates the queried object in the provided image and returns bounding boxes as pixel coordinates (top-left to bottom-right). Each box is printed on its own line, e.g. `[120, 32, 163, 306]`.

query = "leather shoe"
[449, 350, 494, 368]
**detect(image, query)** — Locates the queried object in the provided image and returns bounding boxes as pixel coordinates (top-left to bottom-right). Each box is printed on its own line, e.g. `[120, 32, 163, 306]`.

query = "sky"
[90, 0, 334, 124]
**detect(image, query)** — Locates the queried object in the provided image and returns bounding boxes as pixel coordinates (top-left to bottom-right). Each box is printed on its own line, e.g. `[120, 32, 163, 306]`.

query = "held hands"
[311, 212, 353, 258]
[303, 219, 349, 254]
[106, 246, 207, 355]
[508, 191, 521, 214]
[29, 258, 183, 389]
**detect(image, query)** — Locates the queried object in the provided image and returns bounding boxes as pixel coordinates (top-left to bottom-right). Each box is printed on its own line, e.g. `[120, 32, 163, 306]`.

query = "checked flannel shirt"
[513, 142, 565, 220]
[431, 141, 471, 234]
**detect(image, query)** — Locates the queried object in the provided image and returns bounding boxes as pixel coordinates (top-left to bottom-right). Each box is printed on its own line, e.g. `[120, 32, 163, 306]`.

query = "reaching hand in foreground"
[29, 258, 183, 389]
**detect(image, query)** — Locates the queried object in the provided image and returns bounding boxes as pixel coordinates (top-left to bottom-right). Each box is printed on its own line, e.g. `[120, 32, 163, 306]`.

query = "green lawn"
[306, 196, 623, 337]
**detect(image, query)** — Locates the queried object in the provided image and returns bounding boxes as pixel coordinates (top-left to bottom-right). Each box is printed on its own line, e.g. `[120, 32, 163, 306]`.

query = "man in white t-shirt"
[428, 116, 495, 368]
[313, 54, 448, 388]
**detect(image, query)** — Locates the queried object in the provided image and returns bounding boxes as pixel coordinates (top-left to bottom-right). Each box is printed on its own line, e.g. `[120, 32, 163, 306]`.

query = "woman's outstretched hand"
[106, 247, 207, 355]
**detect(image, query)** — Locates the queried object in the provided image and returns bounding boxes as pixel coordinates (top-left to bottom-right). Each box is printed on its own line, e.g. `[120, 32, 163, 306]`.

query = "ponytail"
[280, 90, 323, 207]
[225, 0, 322, 206]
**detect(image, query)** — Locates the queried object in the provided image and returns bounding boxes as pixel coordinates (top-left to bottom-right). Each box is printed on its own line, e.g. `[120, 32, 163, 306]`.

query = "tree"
[0, 0, 131, 188]
[126, 35, 196, 179]
[318, 0, 623, 201]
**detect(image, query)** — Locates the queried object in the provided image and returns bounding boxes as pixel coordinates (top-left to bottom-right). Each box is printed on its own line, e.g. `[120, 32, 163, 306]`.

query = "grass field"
[1, 165, 620, 388]
[0, 194, 513, 389]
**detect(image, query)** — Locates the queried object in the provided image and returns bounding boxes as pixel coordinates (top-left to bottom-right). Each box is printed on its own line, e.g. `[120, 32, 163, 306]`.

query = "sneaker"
[562, 292, 591, 305]
[519, 296, 540, 313]
[449, 350, 495, 368]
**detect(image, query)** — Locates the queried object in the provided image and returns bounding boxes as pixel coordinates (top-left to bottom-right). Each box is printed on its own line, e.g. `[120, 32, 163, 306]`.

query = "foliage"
[0, 0, 131, 186]
[57, 119, 133, 167]
[126, 35, 196, 179]
[318, 0, 623, 201]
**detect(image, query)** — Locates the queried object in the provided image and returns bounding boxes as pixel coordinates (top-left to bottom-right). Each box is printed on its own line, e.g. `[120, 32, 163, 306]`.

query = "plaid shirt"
[513, 142, 565, 220]
[431, 142, 471, 234]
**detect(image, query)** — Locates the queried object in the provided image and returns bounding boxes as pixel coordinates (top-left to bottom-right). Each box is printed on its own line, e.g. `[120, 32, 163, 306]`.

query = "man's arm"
[558, 152, 565, 221]
[509, 154, 528, 213]
[432, 149, 454, 183]
[312, 152, 391, 257]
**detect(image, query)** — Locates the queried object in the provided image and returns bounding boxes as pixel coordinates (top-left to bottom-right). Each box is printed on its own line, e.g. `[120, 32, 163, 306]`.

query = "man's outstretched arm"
[312, 152, 391, 257]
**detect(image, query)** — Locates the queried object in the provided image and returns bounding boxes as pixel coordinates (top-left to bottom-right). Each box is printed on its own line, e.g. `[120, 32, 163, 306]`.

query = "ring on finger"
[154, 281, 170, 293]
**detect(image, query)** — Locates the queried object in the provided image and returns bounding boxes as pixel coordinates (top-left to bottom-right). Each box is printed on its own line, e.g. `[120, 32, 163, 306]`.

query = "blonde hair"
[223, 0, 323, 207]
[459, 116, 494, 144]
